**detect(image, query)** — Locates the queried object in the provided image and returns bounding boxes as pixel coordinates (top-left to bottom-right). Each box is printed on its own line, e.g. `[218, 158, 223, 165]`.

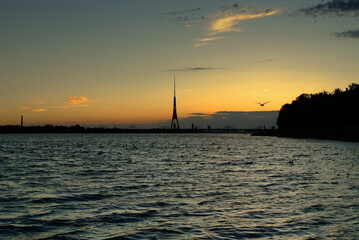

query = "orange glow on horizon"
[1, 66, 354, 126]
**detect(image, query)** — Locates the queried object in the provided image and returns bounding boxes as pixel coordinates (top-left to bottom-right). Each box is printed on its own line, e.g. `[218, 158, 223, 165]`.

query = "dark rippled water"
[0, 134, 358, 239]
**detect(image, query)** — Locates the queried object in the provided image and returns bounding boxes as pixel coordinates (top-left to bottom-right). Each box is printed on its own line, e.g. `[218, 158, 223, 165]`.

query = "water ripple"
[0, 133, 358, 239]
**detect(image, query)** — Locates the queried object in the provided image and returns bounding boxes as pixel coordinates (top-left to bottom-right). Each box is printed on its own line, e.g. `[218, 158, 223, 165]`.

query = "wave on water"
[0, 134, 358, 239]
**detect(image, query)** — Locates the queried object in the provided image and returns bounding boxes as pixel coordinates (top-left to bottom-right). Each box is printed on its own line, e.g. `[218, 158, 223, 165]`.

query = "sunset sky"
[1, 0, 358, 127]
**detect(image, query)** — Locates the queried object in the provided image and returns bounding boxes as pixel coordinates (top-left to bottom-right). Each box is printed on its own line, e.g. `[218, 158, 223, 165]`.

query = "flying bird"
[256, 101, 271, 107]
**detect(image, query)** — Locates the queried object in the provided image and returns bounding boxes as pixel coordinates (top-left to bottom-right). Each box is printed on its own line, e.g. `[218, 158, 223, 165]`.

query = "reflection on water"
[0, 134, 358, 239]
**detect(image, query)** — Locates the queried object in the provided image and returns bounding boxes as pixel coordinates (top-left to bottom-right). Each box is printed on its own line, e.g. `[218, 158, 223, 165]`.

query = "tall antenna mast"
[170, 75, 180, 129]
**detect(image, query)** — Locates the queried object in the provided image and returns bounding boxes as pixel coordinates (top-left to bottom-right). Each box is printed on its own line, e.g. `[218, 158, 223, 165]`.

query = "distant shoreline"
[0, 125, 262, 134]
[2, 125, 358, 142]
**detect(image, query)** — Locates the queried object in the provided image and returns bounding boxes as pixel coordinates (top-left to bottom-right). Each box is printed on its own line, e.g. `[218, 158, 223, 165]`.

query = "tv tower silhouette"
[170, 76, 180, 129]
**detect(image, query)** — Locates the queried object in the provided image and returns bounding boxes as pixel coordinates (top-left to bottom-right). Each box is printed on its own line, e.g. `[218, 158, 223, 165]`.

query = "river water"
[0, 134, 358, 239]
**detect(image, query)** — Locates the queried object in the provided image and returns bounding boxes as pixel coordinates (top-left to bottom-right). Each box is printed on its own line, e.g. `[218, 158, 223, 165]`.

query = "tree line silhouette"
[276, 83, 359, 141]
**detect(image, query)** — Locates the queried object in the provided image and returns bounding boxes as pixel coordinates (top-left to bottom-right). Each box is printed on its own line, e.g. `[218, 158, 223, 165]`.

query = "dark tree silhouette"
[276, 83, 359, 141]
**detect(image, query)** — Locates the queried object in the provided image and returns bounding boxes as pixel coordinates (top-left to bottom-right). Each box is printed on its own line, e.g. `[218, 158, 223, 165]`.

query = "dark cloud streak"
[168, 67, 226, 72]
[162, 7, 203, 24]
[189, 113, 210, 116]
[219, 3, 249, 12]
[333, 29, 359, 38]
[181, 111, 279, 129]
[255, 59, 274, 63]
[295, 0, 359, 17]
[168, 16, 204, 23]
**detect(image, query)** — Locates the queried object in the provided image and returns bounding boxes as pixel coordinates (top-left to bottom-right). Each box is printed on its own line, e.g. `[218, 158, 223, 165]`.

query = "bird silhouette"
[256, 101, 271, 106]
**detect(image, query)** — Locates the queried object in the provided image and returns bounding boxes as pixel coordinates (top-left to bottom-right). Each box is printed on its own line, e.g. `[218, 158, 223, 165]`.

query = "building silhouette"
[170, 76, 180, 129]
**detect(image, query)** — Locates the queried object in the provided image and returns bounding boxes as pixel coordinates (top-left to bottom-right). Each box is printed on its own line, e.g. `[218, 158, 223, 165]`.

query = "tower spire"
[170, 75, 180, 129]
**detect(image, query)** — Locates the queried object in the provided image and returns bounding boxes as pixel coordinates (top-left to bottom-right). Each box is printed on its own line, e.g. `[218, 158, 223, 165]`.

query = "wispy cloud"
[210, 9, 280, 35]
[163, 5, 280, 47]
[66, 96, 88, 105]
[194, 42, 209, 47]
[61, 96, 90, 110]
[195, 36, 223, 47]
[295, 0, 359, 17]
[168, 67, 226, 72]
[32, 109, 47, 112]
[24, 96, 90, 113]
[193, 7, 280, 47]
[333, 29, 359, 38]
